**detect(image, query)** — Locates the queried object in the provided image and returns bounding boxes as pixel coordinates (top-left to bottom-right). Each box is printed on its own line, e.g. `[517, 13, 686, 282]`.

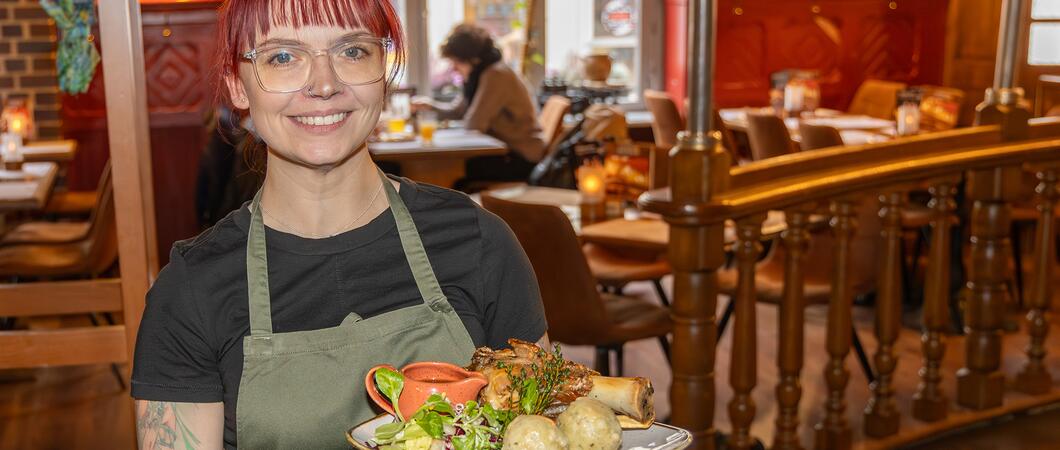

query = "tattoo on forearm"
[136, 402, 202, 450]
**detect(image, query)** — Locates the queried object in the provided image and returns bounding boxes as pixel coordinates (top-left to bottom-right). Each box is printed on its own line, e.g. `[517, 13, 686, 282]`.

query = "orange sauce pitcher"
[365, 362, 488, 418]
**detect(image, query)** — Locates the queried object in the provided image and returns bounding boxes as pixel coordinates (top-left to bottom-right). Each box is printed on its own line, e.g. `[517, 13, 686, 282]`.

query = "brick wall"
[0, 0, 60, 139]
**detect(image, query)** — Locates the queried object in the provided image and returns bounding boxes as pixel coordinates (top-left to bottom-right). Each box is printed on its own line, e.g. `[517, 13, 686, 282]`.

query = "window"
[399, 0, 662, 107]
[1029, 0, 1060, 65]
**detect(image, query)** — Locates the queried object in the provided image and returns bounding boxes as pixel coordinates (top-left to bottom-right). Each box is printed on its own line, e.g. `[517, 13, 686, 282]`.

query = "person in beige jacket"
[413, 24, 547, 191]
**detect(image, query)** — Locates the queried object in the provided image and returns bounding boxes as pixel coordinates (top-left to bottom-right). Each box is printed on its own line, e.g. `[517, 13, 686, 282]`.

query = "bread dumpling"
[502, 415, 568, 450]
[556, 397, 622, 450]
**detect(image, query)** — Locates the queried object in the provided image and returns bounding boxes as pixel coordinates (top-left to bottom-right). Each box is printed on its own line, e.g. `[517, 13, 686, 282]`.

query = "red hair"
[214, 0, 405, 104]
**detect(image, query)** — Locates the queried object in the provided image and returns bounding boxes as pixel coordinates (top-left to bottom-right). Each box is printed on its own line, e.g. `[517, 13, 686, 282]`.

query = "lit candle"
[577, 161, 607, 204]
[896, 103, 920, 136]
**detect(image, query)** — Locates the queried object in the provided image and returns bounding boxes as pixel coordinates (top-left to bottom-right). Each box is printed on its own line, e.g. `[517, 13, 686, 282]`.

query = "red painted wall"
[663, 0, 950, 110]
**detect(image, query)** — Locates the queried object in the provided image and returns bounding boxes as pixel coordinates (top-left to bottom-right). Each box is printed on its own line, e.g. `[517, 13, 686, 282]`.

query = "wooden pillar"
[97, 0, 159, 370]
[1015, 168, 1059, 394]
[664, 133, 730, 450]
[912, 182, 956, 422]
[773, 207, 813, 450]
[864, 192, 903, 437]
[728, 214, 766, 450]
[815, 198, 857, 450]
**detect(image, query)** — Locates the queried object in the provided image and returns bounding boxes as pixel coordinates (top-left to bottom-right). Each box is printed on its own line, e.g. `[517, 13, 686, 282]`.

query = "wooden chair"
[716, 197, 882, 382]
[481, 192, 672, 376]
[644, 89, 685, 149]
[583, 243, 672, 307]
[539, 95, 572, 153]
[746, 113, 797, 160]
[2, 160, 112, 246]
[0, 176, 117, 278]
[848, 79, 907, 120]
[798, 122, 844, 151]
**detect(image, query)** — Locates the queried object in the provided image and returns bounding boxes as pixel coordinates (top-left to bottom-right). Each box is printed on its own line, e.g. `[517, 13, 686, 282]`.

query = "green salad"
[370, 345, 570, 450]
[371, 367, 513, 450]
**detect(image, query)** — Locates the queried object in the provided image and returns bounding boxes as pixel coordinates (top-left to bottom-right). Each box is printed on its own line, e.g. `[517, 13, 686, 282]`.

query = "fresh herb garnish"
[499, 344, 571, 416]
[374, 367, 406, 421]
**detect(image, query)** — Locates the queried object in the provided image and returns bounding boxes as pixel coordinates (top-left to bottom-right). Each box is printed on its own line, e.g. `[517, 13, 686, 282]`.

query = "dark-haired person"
[130, 2, 546, 449]
[413, 24, 547, 190]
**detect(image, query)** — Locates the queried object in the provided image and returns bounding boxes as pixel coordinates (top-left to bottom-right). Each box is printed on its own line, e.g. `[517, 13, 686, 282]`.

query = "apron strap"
[379, 170, 451, 313]
[247, 188, 275, 335]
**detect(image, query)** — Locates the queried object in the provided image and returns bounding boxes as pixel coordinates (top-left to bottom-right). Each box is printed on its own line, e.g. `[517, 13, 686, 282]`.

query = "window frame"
[399, 0, 664, 110]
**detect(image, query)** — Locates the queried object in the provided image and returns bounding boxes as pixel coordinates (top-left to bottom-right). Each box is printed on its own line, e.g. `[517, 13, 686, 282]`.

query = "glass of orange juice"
[418, 111, 437, 144]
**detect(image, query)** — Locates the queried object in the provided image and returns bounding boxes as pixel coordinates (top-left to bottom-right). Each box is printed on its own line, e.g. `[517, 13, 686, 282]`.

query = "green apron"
[236, 172, 478, 449]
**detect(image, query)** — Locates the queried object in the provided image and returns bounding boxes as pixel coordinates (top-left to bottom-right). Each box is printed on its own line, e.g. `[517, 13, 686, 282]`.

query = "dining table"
[369, 128, 507, 188]
[719, 107, 897, 146]
[21, 140, 78, 163]
[476, 184, 804, 252]
[0, 162, 59, 231]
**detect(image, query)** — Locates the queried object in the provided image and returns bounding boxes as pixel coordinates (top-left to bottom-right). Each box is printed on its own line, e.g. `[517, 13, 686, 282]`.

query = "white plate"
[346, 414, 692, 450]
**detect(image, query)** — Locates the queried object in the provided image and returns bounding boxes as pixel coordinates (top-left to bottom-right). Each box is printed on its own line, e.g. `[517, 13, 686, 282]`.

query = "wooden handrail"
[642, 137, 1060, 222]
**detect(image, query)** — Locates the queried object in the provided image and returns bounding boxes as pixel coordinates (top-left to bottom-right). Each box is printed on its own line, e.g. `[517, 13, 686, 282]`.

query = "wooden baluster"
[864, 192, 903, 437]
[1015, 168, 1059, 394]
[728, 214, 766, 450]
[774, 207, 813, 450]
[815, 198, 857, 450]
[957, 167, 1019, 409]
[912, 182, 956, 422]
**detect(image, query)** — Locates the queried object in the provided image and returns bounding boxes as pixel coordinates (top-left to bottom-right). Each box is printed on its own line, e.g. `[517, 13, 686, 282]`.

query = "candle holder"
[1, 133, 24, 171]
[895, 88, 923, 136]
[2, 98, 34, 140]
[577, 159, 608, 226]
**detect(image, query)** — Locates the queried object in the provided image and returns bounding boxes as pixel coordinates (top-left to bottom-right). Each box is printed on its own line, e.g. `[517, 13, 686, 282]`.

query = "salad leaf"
[375, 367, 405, 420]
[374, 422, 405, 441]
[519, 379, 539, 414]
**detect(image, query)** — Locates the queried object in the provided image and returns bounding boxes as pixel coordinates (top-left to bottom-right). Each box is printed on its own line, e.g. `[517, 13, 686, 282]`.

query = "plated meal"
[354, 340, 689, 450]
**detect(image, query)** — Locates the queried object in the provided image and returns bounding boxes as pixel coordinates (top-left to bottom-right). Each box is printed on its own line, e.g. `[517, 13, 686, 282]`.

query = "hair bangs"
[216, 0, 405, 97]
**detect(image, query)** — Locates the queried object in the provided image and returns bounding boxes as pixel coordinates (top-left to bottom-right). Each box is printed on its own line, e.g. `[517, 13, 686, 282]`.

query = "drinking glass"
[418, 111, 438, 144]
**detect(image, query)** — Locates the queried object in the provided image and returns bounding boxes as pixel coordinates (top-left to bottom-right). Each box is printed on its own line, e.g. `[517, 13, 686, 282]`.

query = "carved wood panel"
[61, 2, 222, 266]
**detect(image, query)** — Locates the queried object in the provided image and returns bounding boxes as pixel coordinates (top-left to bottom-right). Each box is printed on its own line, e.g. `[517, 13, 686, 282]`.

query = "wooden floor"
[3, 281, 1060, 449]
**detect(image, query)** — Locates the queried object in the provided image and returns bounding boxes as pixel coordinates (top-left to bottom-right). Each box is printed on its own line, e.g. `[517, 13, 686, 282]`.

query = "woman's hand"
[410, 96, 435, 113]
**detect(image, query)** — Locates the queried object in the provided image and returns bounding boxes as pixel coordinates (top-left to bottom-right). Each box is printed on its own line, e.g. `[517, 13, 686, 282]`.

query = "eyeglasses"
[242, 37, 392, 93]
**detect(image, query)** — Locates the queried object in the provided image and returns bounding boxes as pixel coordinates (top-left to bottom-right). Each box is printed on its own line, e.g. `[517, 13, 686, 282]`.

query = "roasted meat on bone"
[467, 339, 655, 423]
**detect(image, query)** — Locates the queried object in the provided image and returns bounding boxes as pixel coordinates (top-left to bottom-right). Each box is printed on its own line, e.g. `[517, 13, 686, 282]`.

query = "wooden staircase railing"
[641, 115, 1060, 450]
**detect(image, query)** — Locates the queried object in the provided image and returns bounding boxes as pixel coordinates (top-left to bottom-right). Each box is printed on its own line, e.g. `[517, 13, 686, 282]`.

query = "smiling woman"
[129, 1, 547, 449]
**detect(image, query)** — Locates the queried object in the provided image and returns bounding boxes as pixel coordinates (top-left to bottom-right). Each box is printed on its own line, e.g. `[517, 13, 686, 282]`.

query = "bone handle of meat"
[587, 376, 654, 422]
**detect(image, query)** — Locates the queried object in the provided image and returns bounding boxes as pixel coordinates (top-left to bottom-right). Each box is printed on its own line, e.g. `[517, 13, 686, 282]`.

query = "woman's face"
[450, 59, 474, 79]
[226, 24, 386, 169]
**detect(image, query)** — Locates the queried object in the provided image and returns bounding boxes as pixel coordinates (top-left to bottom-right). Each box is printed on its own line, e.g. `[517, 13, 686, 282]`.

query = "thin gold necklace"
[262, 181, 386, 239]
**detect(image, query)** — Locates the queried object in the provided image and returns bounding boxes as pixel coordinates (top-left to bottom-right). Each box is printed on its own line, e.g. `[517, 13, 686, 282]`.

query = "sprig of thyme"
[497, 344, 571, 417]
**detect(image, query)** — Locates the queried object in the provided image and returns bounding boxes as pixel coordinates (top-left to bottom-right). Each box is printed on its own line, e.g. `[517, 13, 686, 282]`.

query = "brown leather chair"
[848, 79, 907, 120]
[539, 95, 572, 153]
[583, 243, 672, 306]
[0, 174, 117, 278]
[644, 89, 684, 149]
[798, 122, 844, 151]
[2, 160, 111, 246]
[481, 192, 672, 376]
[716, 197, 882, 381]
[746, 113, 796, 160]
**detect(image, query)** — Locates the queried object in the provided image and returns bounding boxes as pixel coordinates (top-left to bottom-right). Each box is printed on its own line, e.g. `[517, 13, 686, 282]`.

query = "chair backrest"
[1048, 105, 1060, 117]
[848, 79, 907, 120]
[746, 113, 795, 160]
[539, 95, 572, 152]
[644, 89, 685, 149]
[83, 160, 112, 234]
[479, 193, 614, 345]
[798, 123, 844, 151]
[78, 167, 118, 277]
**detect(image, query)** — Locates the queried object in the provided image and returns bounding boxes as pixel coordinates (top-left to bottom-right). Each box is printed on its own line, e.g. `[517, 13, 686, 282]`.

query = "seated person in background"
[413, 24, 546, 191]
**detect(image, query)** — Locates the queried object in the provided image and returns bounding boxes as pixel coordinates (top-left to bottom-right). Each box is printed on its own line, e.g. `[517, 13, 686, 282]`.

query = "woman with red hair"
[130, 1, 546, 448]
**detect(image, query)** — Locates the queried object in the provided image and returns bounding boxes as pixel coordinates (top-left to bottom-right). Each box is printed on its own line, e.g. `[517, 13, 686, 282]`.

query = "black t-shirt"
[130, 177, 547, 449]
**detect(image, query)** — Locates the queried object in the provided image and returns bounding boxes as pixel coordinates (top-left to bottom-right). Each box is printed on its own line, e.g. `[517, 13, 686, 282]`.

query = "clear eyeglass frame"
[241, 37, 393, 94]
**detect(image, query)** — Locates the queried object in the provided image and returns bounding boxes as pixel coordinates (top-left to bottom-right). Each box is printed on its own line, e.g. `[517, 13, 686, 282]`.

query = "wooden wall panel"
[61, 3, 221, 266]
[663, 0, 950, 110]
[943, 0, 1003, 125]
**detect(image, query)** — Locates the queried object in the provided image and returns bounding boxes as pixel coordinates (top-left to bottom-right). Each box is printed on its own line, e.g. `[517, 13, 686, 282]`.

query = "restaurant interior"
[2, 0, 1060, 448]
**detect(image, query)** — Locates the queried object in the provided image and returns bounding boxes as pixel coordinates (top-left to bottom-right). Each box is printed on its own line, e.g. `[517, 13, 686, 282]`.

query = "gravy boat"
[365, 362, 488, 419]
